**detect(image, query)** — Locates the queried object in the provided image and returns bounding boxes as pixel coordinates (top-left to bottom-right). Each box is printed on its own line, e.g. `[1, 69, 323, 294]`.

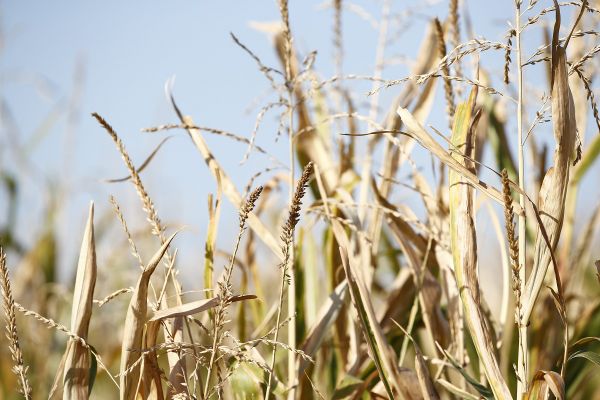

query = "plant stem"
[265, 264, 287, 400]
[267, 3, 296, 398]
[286, 86, 297, 400]
[515, 3, 528, 398]
[285, 28, 297, 400]
[203, 224, 245, 398]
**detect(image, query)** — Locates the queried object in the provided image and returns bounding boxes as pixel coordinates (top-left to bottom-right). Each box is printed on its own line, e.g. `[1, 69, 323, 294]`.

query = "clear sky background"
[2, 1, 599, 310]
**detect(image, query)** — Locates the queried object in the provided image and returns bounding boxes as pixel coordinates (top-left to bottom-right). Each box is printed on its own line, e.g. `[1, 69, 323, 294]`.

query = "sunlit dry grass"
[2, 1, 600, 399]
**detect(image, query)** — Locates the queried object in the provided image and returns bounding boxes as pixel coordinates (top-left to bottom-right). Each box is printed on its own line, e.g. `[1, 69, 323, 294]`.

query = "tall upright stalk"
[514, 2, 528, 398]
[265, 164, 312, 400]
[1, 249, 32, 400]
[203, 187, 261, 398]
[277, 0, 297, 397]
[286, 88, 296, 400]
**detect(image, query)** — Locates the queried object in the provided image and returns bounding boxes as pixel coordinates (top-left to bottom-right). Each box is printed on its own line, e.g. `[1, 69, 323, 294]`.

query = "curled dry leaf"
[149, 294, 257, 322]
[522, 0, 577, 323]
[120, 232, 178, 400]
[524, 370, 565, 400]
[50, 203, 97, 400]
[137, 294, 256, 399]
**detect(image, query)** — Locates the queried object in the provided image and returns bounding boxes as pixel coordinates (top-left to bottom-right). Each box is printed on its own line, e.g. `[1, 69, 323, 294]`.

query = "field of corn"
[2, 0, 600, 399]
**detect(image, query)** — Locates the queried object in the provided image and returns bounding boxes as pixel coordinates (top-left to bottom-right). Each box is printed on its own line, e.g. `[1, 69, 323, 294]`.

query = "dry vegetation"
[2, 0, 600, 399]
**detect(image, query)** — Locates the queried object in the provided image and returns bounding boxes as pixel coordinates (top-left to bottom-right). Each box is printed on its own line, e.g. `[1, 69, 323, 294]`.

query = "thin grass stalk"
[0, 248, 32, 400]
[286, 51, 298, 400]
[203, 186, 262, 398]
[265, 163, 313, 400]
[276, 0, 298, 396]
[514, 3, 529, 397]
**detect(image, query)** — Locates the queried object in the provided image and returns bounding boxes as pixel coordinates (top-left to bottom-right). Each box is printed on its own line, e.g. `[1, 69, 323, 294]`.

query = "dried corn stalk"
[521, 0, 577, 324]
[120, 232, 178, 400]
[448, 89, 512, 400]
